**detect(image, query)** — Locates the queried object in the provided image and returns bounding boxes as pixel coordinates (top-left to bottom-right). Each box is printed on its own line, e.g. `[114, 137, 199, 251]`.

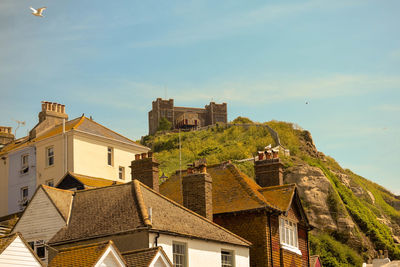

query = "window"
[21, 154, 29, 174]
[46, 147, 54, 167]
[28, 242, 34, 250]
[46, 180, 54, 187]
[279, 217, 301, 255]
[21, 187, 28, 200]
[173, 242, 186, 267]
[107, 147, 113, 166]
[221, 250, 234, 267]
[119, 166, 125, 180]
[36, 245, 45, 259]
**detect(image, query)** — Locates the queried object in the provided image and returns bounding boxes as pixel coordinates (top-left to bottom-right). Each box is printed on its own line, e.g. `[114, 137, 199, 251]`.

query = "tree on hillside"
[157, 117, 172, 132]
[231, 116, 254, 124]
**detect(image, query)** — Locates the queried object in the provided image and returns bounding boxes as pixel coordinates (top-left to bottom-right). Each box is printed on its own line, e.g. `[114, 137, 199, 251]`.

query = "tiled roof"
[122, 247, 172, 267]
[42, 185, 74, 221]
[48, 241, 114, 267]
[49, 181, 250, 247]
[0, 233, 17, 254]
[160, 163, 298, 214]
[57, 172, 124, 189]
[0, 116, 148, 156]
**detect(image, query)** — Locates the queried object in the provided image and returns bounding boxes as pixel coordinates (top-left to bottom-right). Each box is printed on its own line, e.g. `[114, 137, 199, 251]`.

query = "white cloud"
[373, 104, 400, 112]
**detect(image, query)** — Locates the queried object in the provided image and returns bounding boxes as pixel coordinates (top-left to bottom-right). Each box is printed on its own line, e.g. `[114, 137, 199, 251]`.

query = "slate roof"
[0, 116, 148, 155]
[122, 247, 172, 267]
[160, 162, 299, 214]
[56, 171, 124, 189]
[41, 185, 74, 221]
[49, 180, 250, 247]
[48, 240, 123, 267]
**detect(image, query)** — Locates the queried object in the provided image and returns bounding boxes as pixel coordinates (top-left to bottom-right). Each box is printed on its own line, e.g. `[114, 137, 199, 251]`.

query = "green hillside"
[142, 118, 400, 266]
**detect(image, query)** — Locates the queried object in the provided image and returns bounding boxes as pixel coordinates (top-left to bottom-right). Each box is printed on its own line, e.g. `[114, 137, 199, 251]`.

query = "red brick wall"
[214, 211, 270, 267]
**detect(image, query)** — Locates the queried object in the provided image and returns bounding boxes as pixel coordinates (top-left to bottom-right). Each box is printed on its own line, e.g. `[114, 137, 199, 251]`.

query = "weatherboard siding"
[12, 188, 66, 242]
[0, 236, 41, 266]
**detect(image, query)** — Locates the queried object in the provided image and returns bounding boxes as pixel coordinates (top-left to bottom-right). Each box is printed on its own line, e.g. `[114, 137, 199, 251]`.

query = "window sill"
[45, 164, 55, 169]
[281, 244, 302, 256]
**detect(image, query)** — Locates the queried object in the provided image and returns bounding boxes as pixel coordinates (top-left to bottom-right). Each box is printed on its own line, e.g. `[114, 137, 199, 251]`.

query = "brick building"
[148, 98, 227, 135]
[159, 150, 312, 267]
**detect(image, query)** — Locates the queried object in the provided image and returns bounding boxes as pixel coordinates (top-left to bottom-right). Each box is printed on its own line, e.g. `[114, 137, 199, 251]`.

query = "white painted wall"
[8, 146, 36, 215]
[0, 156, 9, 217]
[0, 236, 42, 267]
[96, 245, 126, 267]
[12, 187, 66, 242]
[149, 233, 249, 267]
[72, 133, 146, 181]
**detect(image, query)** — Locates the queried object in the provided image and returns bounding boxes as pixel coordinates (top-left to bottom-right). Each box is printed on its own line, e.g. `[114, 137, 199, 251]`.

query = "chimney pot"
[147, 151, 153, 158]
[141, 153, 147, 159]
[135, 154, 141, 160]
[266, 151, 272, 159]
[258, 151, 264, 160]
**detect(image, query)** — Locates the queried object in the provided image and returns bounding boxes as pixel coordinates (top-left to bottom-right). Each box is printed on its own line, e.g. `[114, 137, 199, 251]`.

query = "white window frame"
[119, 166, 125, 180]
[279, 216, 302, 255]
[20, 187, 29, 200]
[173, 242, 187, 267]
[20, 154, 29, 174]
[46, 146, 54, 167]
[107, 147, 114, 166]
[221, 249, 235, 267]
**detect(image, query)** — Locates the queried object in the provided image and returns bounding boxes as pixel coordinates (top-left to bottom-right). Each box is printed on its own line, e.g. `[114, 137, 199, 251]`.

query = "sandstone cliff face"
[284, 165, 354, 233]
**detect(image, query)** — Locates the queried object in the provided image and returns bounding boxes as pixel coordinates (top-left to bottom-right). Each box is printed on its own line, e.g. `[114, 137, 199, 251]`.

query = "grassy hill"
[142, 118, 400, 266]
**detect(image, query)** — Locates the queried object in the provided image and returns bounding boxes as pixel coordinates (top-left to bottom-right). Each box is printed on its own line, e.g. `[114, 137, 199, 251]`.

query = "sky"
[1, 0, 399, 194]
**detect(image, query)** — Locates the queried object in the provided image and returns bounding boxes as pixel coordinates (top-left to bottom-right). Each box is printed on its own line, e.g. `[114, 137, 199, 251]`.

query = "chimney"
[182, 160, 213, 221]
[254, 147, 283, 187]
[30, 101, 68, 139]
[0, 126, 14, 147]
[130, 152, 160, 192]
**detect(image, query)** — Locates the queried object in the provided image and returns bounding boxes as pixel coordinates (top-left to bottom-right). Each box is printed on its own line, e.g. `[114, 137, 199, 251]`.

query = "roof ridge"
[42, 184, 74, 194]
[121, 246, 160, 255]
[56, 240, 111, 252]
[79, 117, 148, 149]
[137, 180, 252, 246]
[227, 164, 275, 208]
[0, 232, 18, 255]
[133, 180, 152, 227]
[41, 185, 73, 222]
[71, 116, 85, 129]
[74, 181, 132, 193]
[258, 183, 296, 192]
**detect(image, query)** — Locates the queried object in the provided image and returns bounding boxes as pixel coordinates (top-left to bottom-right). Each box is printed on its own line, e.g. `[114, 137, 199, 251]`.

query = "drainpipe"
[268, 213, 274, 267]
[154, 232, 160, 247]
[63, 119, 67, 174]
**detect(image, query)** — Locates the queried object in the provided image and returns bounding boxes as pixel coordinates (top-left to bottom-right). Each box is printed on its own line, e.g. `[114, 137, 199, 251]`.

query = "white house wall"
[0, 156, 9, 217]
[72, 134, 143, 181]
[149, 233, 249, 267]
[0, 236, 42, 267]
[8, 146, 36, 215]
[12, 188, 66, 242]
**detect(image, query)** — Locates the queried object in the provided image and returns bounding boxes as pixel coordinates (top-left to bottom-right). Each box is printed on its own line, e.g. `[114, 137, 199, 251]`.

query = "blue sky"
[1, 0, 399, 194]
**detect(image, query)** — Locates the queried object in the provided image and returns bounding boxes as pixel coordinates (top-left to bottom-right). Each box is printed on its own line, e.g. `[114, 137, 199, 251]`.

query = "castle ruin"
[148, 98, 227, 135]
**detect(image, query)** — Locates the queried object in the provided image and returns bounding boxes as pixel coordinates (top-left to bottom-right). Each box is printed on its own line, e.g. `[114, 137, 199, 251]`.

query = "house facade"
[0, 232, 43, 266]
[0, 101, 150, 217]
[159, 150, 312, 267]
[47, 159, 251, 267]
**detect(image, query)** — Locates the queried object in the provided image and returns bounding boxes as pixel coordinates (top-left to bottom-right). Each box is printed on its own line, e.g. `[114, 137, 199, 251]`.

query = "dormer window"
[279, 217, 301, 255]
[20, 154, 29, 174]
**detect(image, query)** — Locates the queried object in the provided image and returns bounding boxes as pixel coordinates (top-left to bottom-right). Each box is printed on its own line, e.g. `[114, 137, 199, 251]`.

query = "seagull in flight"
[30, 7, 47, 17]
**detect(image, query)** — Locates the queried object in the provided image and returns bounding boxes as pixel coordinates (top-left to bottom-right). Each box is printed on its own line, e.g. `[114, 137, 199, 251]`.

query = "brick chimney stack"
[130, 151, 160, 192]
[254, 146, 283, 187]
[30, 101, 69, 139]
[0, 126, 14, 147]
[182, 159, 213, 221]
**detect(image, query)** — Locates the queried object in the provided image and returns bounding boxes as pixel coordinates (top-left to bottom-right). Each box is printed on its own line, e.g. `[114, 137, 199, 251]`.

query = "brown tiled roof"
[159, 162, 308, 219]
[49, 181, 250, 247]
[42, 185, 74, 221]
[48, 241, 121, 267]
[0, 116, 148, 156]
[122, 247, 172, 267]
[56, 172, 124, 189]
[0, 233, 17, 254]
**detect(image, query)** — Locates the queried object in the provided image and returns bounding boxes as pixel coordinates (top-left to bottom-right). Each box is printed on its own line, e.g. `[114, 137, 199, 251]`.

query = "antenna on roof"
[13, 119, 26, 138]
